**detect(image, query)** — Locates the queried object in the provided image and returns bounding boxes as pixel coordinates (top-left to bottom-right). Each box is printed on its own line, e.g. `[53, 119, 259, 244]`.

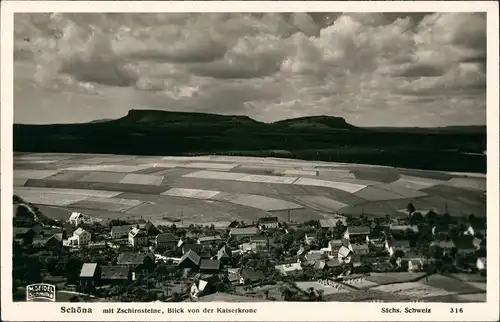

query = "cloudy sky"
[14, 12, 486, 127]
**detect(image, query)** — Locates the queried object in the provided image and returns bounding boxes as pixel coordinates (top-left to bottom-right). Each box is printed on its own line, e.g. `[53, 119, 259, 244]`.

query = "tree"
[406, 202, 416, 216]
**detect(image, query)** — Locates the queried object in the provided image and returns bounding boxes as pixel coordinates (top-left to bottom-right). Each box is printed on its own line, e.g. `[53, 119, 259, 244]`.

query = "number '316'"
[450, 308, 464, 313]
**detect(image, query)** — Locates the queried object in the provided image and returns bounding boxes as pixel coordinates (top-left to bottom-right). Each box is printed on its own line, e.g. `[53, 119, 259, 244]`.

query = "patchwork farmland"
[14, 153, 486, 226]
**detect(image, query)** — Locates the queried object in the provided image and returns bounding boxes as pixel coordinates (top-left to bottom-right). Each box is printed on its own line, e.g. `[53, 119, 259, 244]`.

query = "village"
[13, 196, 487, 302]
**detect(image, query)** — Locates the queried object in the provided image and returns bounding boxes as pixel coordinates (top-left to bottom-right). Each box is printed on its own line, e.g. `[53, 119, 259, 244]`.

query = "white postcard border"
[1, 1, 499, 321]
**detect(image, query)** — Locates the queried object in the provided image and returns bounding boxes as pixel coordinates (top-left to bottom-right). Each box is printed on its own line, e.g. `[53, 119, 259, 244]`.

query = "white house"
[69, 212, 84, 227]
[110, 225, 132, 239]
[476, 257, 486, 271]
[68, 227, 91, 248]
[190, 280, 208, 299]
[408, 260, 423, 272]
[274, 262, 303, 276]
[344, 226, 371, 240]
[129, 228, 148, 247]
[257, 217, 279, 230]
[337, 245, 351, 263]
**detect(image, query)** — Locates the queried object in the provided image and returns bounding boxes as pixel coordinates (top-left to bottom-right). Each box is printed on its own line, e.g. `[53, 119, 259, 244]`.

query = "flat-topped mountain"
[13, 109, 486, 173]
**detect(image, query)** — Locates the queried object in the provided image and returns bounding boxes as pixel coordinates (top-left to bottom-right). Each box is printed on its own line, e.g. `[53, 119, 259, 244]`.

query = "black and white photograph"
[2, 1, 499, 321]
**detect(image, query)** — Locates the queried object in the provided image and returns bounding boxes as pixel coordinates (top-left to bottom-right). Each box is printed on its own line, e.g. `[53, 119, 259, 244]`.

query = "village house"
[33, 233, 63, 251]
[304, 232, 317, 245]
[407, 259, 424, 272]
[68, 227, 91, 248]
[79, 263, 101, 287]
[389, 224, 419, 235]
[385, 239, 410, 257]
[69, 212, 85, 226]
[155, 232, 178, 248]
[142, 221, 161, 237]
[110, 225, 132, 239]
[323, 239, 343, 257]
[476, 257, 486, 271]
[463, 224, 486, 237]
[197, 235, 222, 245]
[344, 226, 371, 241]
[430, 240, 456, 256]
[229, 227, 259, 238]
[275, 262, 303, 276]
[240, 242, 258, 253]
[303, 251, 323, 264]
[257, 216, 279, 230]
[177, 250, 201, 271]
[182, 243, 202, 255]
[199, 259, 221, 274]
[217, 245, 231, 260]
[350, 243, 370, 255]
[432, 225, 449, 237]
[129, 227, 148, 247]
[472, 237, 483, 250]
[337, 245, 352, 262]
[283, 222, 301, 234]
[250, 236, 269, 250]
[116, 252, 155, 277]
[239, 268, 265, 285]
[100, 266, 132, 285]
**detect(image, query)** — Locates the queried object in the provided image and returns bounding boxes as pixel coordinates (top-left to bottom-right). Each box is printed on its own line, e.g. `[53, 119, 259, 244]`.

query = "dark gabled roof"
[101, 266, 130, 280]
[240, 268, 265, 282]
[199, 259, 221, 271]
[348, 226, 371, 235]
[387, 239, 410, 248]
[305, 232, 317, 238]
[156, 233, 177, 243]
[198, 235, 222, 243]
[116, 252, 151, 265]
[258, 216, 278, 224]
[230, 227, 259, 235]
[178, 250, 201, 266]
[305, 252, 322, 261]
[351, 243, 369, 251]
[111, 225, 133, 234]
[183, 244, 202, 252]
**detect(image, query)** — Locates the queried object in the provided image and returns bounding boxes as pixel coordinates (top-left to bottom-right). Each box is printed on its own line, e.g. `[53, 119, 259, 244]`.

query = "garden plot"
[421, 274, 484, 294]
[162, 188, 221, 200]
[365, 272, 427, 285]
[240, 174, 298, 184]
[390, 176, 444, 190]
[443, 177, 486, 192]
[417, 195, 486, 217]
[293, 195, 348, 212]
[14, 187, 122, 198]
[295, 281, 351, 295]
[119, 174, 163, 186]
[341, 277, 379, 289]
[448, 274, 486, 283]
[373, 183, 428, 199]
[13, 189, 89, 206]
[183, 170, 249, 181]
[293, 178, 366, 193]
[79, 172, 127, 183]
[70, 197, 144, 212]
[354, 186, 408, 201]
[213, 194, 303, 211]
[174, 177, 280, 195]
[14, 170, 62, 180]
[371, 282, 454, 298]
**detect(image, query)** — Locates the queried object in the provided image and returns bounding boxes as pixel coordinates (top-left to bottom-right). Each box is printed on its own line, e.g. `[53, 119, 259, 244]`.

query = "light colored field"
[421, 274, 484, 294]
[72, 197, 144, 212]
[14, 187, 122, 198]
[13, 190, 89, 206]
[342, 278, 379, 289]
[183, 170, 249, 181]
[162, 156, 214, 161]
[14, 178, 28, 186]
[140, 162, 182, 168]
[185, 162, 238, 170]
[465, 282, 487, 291]
[240, 174, 298, 184]
[215, 193, 303, 211]
[293, 195, 348, 212]
[365, 272, 427, 285]
[293, 177, 366, 193]
[281, 169, 318, 176]
[82, 156, 134, 164]
[162, 188, 221, 200]
[316, 170, 357, 179]
[79, 172, 127, 183]
[119, 173, 163, 186]
[448, 273, 487, 283]
[443, 177, 487, 192]
[17, 155, 73, 161]
[354, 186, 408, 201]
[64, 164, 149, 173]
[455, 293, 486, 302]
[394, 175, 445, 190]
[16, 160, 58, 164]
[64, 165, 116, 171]
[14, 170, 61, 180]
[371, 282, 454, 298]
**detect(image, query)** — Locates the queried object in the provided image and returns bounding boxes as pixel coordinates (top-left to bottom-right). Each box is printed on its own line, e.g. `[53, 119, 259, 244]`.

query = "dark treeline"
[13, 110, 486, 173]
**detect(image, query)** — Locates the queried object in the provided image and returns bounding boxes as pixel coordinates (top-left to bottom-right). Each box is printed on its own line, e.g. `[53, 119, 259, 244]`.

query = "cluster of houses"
[13, 201, 488, 300]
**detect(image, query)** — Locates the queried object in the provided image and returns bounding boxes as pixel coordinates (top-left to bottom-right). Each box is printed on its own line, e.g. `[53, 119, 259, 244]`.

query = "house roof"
[111, 225, 133, 234]
[325, 258, 342, 267]
[129, 227, 147, 238]
[80, 263, 98, 278]
[351, 243, 369, 252]
[69, 212, 82, 220]
[240, 268, 265, 282]
[297, 246, 305, 256]
[305, 232, 317, 238]
[304, 252, 322, 261]
[241, 243, 257, 251]
[387, 239, 410, 248]
[217, 245, 231, 259]
[431, 240, 456, 249]
[198, 236, 222, 243]
[338, 245, 351, 258]
[230, 227, 259, 235]
[314, 260, 326, 270]
[178, 250, 201, 267]
[329, 239, 343, 247]
[199, 259, 221, 271]
[275, 262, 302, 274]
[348, 226, 371, 235]
[73, 227, 88, 236]
[258, 216, 278, 224]
[183, 244, 202, 252]
[116, 252, 151, 265]
[101, 266, 130, 280]
[390, 225, 419, 232]
[477, 257, 486, 265]
[156, 233, 177, 243]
